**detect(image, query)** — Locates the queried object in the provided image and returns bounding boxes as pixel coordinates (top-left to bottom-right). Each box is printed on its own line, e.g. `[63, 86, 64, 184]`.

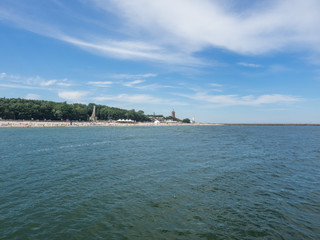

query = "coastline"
[0, 120, 215, 128]
[0, 120, 319, 128]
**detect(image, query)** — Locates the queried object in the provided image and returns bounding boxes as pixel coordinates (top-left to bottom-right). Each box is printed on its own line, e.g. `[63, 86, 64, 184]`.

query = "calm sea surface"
[0, 126, 319, 239]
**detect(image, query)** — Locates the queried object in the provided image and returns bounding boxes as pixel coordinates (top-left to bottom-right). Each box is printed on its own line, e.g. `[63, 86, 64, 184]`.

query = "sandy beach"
[0, 120, 214, 128]
[1, 120, 318, 128]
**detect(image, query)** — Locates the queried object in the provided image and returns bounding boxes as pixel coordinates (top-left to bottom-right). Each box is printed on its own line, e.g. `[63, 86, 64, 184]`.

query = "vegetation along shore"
[0, 98, 192, 126]
[1, 98, 319, 127]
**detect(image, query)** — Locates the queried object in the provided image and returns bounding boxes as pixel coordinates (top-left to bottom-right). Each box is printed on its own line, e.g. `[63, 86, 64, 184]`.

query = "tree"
[0, 98, 151, 121]
[182, 118, 191, 123]
[99, 107, 109, 120]
[165, 116, 181, 122]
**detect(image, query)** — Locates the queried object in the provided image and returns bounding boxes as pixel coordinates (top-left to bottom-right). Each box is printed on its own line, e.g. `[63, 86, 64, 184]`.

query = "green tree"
[0, 98, 152, 121]
[182, 118, 191, 123]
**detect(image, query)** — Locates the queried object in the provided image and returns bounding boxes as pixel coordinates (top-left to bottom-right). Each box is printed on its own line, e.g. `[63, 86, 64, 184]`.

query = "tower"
[89, 105, 97, 121]
[191, 116, 195, 123]
[171, 109, 175, 118]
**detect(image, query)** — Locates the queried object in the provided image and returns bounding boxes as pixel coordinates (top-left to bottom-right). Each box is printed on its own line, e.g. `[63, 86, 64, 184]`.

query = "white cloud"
[59, 35, 203, 65]
[123, 80, 145, 87]
[238, 62, 263, 68]
[139, 73, 157, 78]
[210, 83, 223, 87]
[88, 81, 113, 87]
[2, 0, 320, 66]
[25, 93, 40, 100]
[95, 94, 162, 104]
[113, 73, 157, 79]
[0, 72, 7, 78]
[56, 82, 72, 87]
[0, 72, 73, 89]
[58, 91, 88, 102]
[178, 92, 301, 106]
[95, 94, 187, 105]
[39, 78, 73, 87]
[209, 83, 223, 92]
[209, 89, 223, 93]
[0, 83, 43, 90]
[105, 0, 320, 54]
[121, 79, 175, 90]
[133, 83, 176, 91]
[40, 80, 57, 86]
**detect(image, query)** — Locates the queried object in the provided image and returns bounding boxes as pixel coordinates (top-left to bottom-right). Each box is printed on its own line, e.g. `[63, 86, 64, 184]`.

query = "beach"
[1, 120, 319, 128]
[0, 120, 212, 127]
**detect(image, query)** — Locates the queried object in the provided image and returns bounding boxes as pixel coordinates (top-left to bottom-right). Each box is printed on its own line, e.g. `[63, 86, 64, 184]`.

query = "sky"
[0, 0, 320, 123]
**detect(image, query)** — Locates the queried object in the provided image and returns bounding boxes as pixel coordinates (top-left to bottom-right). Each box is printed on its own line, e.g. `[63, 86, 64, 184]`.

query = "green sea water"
[0, 126, 319, 239]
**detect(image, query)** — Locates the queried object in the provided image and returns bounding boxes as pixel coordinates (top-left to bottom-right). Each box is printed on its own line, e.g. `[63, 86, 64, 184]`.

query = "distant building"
[171, 109, 175, 118]
[150, 116, 164, 123]
[166, 120, 178, 124]
[191, 116, 195, 124]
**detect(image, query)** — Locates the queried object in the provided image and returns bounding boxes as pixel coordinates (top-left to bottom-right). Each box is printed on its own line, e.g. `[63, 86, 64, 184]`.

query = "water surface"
[1, 126, 319, 239]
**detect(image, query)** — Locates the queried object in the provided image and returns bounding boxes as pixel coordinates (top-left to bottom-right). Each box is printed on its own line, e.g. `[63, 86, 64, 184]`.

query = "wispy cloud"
[0, 72, 73, 89]
[132, 83, 176, 91]
[238, 62, 263, 68]
[95, 94, 163, 104]
[121, 79, 176, 90]
[210, 83, 223, 88]
[123, 80, 145, 87]
[25, 93, 40, 100]
[58, 35, 204, 65]
[106, 0, 320, 55]
[113, 73, 157, 79]
[41, 79, 73, 87]
[88, 81, 113, 87]
[95, 94, 187, 105]
[3, 0, 319, 66]
[208, 83, 224, 92]
[0, 2, 203, 65]
[177, 92, 301, 106]
[40, 80, 57, 86]
[58, 91, 88, 102]
[57, 82, 72, 87]
[0, 72, 7, 78]
[0, 83, 44, 90]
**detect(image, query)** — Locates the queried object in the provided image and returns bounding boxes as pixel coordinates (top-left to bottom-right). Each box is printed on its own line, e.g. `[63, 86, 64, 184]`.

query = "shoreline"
[0, 120, 212, 128]
[0, 120, 319, 128]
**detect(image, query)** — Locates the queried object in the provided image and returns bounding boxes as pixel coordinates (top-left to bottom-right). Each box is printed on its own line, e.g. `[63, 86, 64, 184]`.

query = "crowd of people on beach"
[0, 120, 198, 127]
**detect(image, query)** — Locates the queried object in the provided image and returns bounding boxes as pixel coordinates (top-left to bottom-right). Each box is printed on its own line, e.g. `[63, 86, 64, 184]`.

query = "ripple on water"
[0, 126, 319, 239]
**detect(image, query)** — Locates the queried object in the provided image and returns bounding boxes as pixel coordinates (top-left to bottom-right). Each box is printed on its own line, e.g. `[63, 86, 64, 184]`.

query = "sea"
[0, 125, 319, 239]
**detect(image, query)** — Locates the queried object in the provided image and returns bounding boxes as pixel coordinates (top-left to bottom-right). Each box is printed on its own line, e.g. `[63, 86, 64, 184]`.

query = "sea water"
[0, 126, 319, 239]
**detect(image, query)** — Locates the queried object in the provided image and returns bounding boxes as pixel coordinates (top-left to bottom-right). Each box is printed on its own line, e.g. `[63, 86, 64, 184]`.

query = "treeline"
[0, 98, 150, 122]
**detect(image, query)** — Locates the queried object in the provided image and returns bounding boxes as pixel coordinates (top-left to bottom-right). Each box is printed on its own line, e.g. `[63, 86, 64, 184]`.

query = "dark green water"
[0, 126, 319, 239]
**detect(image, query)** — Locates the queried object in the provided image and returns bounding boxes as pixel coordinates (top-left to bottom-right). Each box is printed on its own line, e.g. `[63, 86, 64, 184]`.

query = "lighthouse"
[171, 109, 175, 118]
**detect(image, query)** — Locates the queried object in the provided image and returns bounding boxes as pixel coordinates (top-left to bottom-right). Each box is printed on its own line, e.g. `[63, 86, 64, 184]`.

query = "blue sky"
[0, 0, 320, 123]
